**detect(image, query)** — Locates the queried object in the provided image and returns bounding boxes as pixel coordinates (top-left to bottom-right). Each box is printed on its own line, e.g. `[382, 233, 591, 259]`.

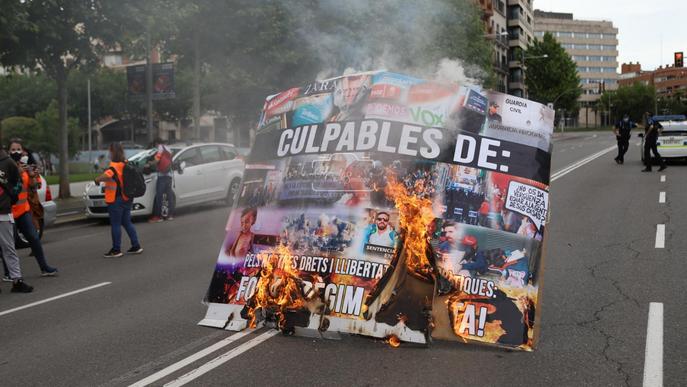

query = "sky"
[539, 0, 685, 71]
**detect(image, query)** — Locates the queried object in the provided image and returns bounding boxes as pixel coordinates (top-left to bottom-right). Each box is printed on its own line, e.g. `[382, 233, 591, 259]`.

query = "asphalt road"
[0, 130, 681, 386]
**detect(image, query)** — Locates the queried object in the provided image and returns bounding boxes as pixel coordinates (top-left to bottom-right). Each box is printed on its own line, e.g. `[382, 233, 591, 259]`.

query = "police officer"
[641, 115, 667, 172]
[613, 114, 636, 164]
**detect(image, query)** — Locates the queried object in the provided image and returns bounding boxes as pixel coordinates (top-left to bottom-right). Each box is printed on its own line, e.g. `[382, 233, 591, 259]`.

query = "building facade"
[619, 62, 687, 99]
[506, 0, 535, 98]
[473, 0, 534, 96]
[533, 10, 619, 127]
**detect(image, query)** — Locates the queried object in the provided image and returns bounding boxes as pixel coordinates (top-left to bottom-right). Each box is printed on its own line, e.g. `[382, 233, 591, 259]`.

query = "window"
[558, 31, 573, 38]
[219, 146, 237, 161]
[603, 45, 616, 50]
[199, 146, 223, 163]
[176, 148, 202, 167]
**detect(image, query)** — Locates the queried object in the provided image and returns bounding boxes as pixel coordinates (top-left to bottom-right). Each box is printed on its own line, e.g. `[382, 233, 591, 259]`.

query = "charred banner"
[200, 71, 553, 351]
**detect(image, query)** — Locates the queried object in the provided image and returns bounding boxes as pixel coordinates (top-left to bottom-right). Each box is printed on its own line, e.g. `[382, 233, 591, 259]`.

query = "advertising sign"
[127, 62, 176, 100]
[200, 71, 553, 351]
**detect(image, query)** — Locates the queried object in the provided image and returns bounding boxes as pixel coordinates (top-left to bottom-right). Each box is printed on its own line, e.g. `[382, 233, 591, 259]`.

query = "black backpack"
[110, 163, 146, 198]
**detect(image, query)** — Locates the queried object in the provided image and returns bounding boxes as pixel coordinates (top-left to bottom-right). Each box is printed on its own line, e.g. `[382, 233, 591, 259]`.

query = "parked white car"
[83, 143, 244, 218]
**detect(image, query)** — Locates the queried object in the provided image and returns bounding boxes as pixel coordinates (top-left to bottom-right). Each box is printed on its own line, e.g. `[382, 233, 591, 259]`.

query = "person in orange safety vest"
[94, 142, 143, 258]
[7, 139, 58, 276]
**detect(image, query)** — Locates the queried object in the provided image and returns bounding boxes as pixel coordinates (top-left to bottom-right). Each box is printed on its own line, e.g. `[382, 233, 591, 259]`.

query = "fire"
[245, 244, 308, 329]
[386, 334, 401, 348]
[384, 174, 435, 275]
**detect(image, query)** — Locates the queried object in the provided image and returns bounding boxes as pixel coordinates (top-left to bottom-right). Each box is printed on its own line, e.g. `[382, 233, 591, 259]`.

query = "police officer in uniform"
[613, 114, 636, 164]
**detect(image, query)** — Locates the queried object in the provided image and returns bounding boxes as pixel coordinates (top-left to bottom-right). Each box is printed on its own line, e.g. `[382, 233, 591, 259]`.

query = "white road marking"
[128, 329, 254, 387]
[659, 192, 665, 204]
[660, 175, 666, 182]
[551, 145, 617, 182]
[163, 330, 280, 387]
[655, 225, 665, 249]
[0, 282, 111, 317]
[643, 302, 663, 387]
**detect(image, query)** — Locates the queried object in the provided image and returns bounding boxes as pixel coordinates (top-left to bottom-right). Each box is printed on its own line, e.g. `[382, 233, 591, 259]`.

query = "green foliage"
[0, 73, 56, 120]
[525, 33, 581, 111]
[656, 90, 687, 116]
[67, 68, 130, 127]
[1, 116, 41, 145]
[598, 82, 656, 123]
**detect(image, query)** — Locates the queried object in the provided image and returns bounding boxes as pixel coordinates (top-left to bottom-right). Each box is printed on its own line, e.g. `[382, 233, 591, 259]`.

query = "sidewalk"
[50, 181, 90, 224]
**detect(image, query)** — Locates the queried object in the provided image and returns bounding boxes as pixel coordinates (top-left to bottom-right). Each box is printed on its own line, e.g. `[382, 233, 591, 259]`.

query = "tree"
[1, 102, 80, 156]
[0, 73, 56, 120]
[525, 32, 581, 112]
[598, 82, 656, 124]
[167, 0, 493, 145]
[0, 0, 123, 198]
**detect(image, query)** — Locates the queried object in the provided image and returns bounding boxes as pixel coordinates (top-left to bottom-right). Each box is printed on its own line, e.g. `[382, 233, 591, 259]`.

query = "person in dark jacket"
[642, 116, 667, 172]
[0, 148, 33, 292]
[613, 114, 636, 164]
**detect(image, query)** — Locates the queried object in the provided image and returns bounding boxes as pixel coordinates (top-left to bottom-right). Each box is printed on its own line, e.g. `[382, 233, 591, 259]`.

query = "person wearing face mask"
[613, 114, 636, 165]
[0, 145, 34, 292]
[94, 142, 143, 258]
[5, 139, 58, 277]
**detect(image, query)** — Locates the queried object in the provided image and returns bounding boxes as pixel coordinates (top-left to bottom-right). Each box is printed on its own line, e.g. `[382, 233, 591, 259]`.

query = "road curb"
[53, 213, 98, 227]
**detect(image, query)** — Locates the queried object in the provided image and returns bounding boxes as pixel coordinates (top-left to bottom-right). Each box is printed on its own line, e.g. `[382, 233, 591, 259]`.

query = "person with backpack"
[94, 142, 143, 258]
[148, 138, 175, 222]
[0, 147, 33, 292]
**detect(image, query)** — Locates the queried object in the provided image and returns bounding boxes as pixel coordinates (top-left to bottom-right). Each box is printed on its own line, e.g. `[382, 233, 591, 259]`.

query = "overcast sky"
[539, 0, 685, 71]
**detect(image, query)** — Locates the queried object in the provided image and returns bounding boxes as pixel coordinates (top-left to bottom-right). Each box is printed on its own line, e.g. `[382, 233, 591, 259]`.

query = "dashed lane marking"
[659, 192, 665, 204]
[655, 225, 665, 249]
[643, 302, 663, 387]
[660, 175, 666, 182]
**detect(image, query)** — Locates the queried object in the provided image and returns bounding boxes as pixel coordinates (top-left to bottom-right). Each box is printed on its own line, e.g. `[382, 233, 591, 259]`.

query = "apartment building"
[534, 10, 619, 126]
[619, 62, 687, 99]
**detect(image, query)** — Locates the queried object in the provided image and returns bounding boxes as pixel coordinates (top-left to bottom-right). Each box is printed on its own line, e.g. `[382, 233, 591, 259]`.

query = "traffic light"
[675, 52, 684, 68]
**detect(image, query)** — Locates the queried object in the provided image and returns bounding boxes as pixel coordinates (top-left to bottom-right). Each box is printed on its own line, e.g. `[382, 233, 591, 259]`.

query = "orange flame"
[246, 244, 308, 329]
[384, 173, 435, 274]
[386, 335, 401, 348]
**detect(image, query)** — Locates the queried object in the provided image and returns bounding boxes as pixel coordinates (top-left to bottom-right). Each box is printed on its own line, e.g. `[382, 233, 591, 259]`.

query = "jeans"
[152, 175, 175, 218]
[15, 211, 53, 272]
[0, 221, 22, 279]
[108, 197, 140, 251]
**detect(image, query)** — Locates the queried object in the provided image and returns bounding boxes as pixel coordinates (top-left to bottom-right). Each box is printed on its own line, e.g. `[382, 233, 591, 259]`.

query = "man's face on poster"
[240, 213, 255, 233]
[376, 213, 390, 231]
[489, 103, 499, 115]
[444, 225, 457, 244]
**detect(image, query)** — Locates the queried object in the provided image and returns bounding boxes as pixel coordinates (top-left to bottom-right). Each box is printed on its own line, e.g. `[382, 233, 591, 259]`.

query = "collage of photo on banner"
[200, 71, 554, 351]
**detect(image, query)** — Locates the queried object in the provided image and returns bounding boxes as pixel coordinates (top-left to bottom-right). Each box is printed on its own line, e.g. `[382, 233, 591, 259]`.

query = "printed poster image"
[200, 70, 553, 351]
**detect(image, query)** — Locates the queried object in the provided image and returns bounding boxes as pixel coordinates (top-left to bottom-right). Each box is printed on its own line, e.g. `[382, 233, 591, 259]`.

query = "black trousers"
[644, 140, 666, 169]
[616, 136, 630, 161]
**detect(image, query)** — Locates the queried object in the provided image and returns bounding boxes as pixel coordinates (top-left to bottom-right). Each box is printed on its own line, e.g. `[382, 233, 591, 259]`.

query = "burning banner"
[200, 70, 553, 351]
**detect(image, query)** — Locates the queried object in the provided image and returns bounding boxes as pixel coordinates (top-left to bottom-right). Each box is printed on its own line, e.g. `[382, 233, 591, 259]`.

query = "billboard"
[126, 62, 175, 100]
[200, 71, 553, 351]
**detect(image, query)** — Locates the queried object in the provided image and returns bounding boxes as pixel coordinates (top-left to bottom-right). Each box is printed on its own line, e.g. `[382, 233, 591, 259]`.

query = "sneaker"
[148, 216, 163, 223]
[104, 249, 123, 258]
[165, 216, 174, 221]
[2, 275, 12, 282]
[11, 279, 33, 293]
[127, 246, 143, 254]
[40, 268, 59, 277]
[658, 165, 667, 171]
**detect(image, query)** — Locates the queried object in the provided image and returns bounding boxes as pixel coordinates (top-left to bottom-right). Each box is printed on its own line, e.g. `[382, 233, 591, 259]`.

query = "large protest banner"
[200, 71, 553, 351]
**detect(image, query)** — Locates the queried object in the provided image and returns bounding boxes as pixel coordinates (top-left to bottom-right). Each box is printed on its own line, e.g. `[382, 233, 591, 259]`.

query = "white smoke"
[287, 0, 486, 86]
